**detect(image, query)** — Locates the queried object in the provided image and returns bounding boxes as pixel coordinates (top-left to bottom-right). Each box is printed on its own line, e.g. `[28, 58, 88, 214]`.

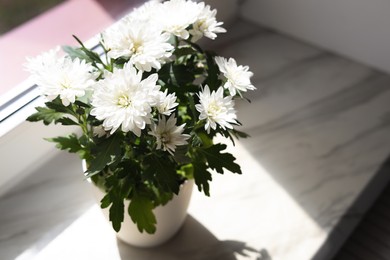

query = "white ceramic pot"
[89, 177, 194, 247]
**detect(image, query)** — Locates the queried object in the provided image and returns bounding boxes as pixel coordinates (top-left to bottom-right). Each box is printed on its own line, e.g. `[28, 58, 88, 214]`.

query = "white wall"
[240, 0, 390, 73]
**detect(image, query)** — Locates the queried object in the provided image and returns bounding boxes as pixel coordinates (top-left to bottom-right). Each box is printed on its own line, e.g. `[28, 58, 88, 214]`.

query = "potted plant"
[25, 0, 255, 247]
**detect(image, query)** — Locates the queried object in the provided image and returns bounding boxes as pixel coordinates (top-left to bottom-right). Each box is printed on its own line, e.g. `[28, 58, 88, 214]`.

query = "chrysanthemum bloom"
[25, 48, 97, 106]
[155, 89, 178, 116]
[195, 85, 237, 133]
[125, 0, 161, 22]
[189, 4, 226, 42]
[156, 0, 203, 39]
[214, 56, 256, 96]
[103, 18, 173, 72]
[90, 64, 161, 136]
[149, 115, 189, 155]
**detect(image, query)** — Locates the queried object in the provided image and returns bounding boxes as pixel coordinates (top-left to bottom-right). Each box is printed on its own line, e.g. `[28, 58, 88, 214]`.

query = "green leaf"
[197, 132, 213, 148]
[46, 134, 83, 154]
[128, 194, 157, 234]
[86, 134, 122, 177]
[56, 117, 78, 126]
[74, 100, 91, 108]
[204, 51, 222, 91]
[26, 107, 65, 125]
[231, 129, 250, 139]
[100, 193, 111, 209]
[187, 94, 198, 124]
[193, 159, 212, 196]
[173, 145, 191, 164]
[172, 64, 195, 86]
[219, 129, 250, 146]
[45, 99, 76, 115]
[62, 45, 90, 61]
[109, 194, 124, 232]
[178, 164, 194, 179]
[200, 144, 242, 175]
[191, 132, 203, 147]
[157, 63, 171, 84]
[72, 35, 104, 64]
[151, 187, 174, 206]
[173, 46, 196, 57]
[27, 98, 79, 126]
[144, 154, 181, 194]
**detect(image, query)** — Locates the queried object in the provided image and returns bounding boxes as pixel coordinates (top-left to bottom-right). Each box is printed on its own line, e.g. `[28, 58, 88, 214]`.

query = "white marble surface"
[1, 19, 390, 260]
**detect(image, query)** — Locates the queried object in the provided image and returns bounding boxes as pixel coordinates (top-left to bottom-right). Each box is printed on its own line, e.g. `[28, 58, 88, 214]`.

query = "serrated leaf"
[197, 132, 213, 148]
[56, 117, 78, 126]
[26, 107, 65, 125]
[231, 129, 250, 139]
[200, 143, 242, 174]
[173, 46, 196, 57]
[173, 145, 191, 164]
[45, 98, 76, 115]
[74, 100, 91, 108]
[144, 154, 181, 194]
[62, 45, 90, 61]
[100, 193, 111, 209]
[187, 94, 198, 124]
[118, 176, 133, 199]
[178, 164, 194, 179]
[204, 51, 221, 91]
[157, 63, 171, 84]
[46, 134, 83, 154]
[220, 129, 250, 146]
[151, 187, 174, 206]
[172, 64, 195, 86]
[86, 134, 122, 177]
[109, 195, 124, 232]
[47, 134, 88, 160]
[128, 194, 156, 234]
[74, 36, 103, 63]
[193, 160, 212, 196]
[191, 133, 203, 147]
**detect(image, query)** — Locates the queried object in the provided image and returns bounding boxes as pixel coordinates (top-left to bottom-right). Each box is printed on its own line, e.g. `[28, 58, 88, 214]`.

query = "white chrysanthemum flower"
[25, 48, 97, 106]
[90, 64, 161, 136]
[125, 0, 162, 22]
[25, 47, 60, 74]
[189, 4, 226, 42]
[103, 18, 173, 72]
[215, 56, 256, 96]
[149, 115, 189, 155]
[195, 85, 237, 133]
[156, 0, 203, 39]
[155, 89, 178, 116]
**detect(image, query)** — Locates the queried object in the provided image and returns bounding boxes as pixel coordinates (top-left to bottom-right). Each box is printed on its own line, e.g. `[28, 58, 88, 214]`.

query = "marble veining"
[1, 18, 390, 260]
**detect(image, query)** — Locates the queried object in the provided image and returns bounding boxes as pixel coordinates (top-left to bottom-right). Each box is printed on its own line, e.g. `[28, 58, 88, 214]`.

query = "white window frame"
[0, 37, 101, 196]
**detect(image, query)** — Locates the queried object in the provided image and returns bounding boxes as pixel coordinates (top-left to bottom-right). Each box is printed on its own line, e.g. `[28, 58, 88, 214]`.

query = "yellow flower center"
[196, 19, 207, 30]
[130, 41, 143, 54]
[161, 132, 171, 144]
[207, 101, 221, 117]
[60, 76, 71, 89]
[117, 94, 132, 108]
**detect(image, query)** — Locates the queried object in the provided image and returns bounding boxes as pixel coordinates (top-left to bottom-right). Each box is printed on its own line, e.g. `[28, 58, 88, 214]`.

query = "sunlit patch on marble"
[188, 136, 327, 260]
[17, 205, 119, 260]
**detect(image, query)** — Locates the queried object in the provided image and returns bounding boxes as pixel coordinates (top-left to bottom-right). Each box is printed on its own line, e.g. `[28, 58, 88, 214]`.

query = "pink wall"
[0, 0, 139, 97]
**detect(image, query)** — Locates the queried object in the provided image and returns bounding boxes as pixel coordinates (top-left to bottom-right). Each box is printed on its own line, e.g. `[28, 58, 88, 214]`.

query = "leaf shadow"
[116, 214, 271, 260]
